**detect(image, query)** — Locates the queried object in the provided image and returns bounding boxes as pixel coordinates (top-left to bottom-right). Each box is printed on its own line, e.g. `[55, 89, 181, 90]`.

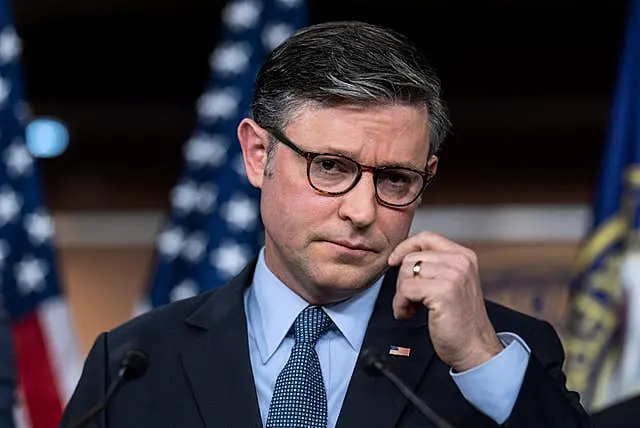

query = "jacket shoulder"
[104, 288, 219, 354]
[485, 299, 547, 327]
[485, 299, 564, 361]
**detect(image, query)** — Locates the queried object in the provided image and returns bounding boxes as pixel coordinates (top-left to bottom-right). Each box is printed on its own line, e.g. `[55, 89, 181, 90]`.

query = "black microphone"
[359, 348, 455, 428]
[66, 349, 149, 428]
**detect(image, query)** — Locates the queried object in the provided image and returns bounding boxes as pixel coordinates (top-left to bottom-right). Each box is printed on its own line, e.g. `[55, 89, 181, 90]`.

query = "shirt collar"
[322, 278, 382, 352]
[249, 247, 382, 363]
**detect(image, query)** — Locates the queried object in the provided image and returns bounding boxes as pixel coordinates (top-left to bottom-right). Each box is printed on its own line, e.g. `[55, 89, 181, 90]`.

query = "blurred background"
[2, 0, 640, 426]
[27, 0, 623, 334]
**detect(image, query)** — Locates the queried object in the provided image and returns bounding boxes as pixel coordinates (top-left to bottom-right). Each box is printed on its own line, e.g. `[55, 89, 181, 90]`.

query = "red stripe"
[13, 312, 63, 428]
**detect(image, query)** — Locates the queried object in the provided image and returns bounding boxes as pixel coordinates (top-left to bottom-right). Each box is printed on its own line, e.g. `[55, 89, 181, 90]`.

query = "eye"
[319, 158, 340, 173]
[312, 156, 355, 175]
[379, 170, 412, 186]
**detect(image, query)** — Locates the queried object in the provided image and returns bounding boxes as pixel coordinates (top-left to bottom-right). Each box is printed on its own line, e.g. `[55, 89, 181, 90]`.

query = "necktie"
[266, 305, 333, 427]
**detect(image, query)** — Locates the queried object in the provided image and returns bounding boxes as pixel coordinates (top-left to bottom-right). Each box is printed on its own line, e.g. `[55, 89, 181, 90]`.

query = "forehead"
[284, 103, 431, 165]
[286, 102, 428, 127]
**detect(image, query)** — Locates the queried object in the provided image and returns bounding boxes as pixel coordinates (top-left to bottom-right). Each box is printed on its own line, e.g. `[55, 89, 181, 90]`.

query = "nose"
[337, 172, 377, 228]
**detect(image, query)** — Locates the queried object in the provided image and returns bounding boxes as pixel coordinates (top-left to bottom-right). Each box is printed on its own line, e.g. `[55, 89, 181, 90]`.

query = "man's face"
[239, 104, 436, 304]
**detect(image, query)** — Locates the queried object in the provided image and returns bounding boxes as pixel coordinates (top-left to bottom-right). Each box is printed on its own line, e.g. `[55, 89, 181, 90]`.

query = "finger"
[399, 260, 459, 281]
[392, 293, 421, 320]
[393, 278, 447, 319]
[388, 231, 472, 266]
[399, 252, 477, 278]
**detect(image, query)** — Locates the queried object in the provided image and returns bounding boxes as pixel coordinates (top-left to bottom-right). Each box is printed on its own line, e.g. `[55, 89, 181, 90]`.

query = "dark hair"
[252, 21, 450, 158]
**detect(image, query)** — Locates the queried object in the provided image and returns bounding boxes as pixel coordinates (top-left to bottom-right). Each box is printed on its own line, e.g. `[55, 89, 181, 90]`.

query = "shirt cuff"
[449, 332, 531, 424]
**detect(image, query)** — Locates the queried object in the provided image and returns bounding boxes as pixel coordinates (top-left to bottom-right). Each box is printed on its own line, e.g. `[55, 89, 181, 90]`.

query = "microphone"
[65, 349, 149, 428]
[359, 348, 455, 428]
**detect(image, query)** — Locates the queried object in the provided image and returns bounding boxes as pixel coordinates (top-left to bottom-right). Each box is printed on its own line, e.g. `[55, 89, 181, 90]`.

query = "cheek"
[261, 173, 332, 234]
[287, 196, 339, 239]
[378, 208, 415, 246]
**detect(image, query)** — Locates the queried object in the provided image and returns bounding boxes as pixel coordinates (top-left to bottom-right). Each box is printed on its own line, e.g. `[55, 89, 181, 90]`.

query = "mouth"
[324, 240, 378, 253]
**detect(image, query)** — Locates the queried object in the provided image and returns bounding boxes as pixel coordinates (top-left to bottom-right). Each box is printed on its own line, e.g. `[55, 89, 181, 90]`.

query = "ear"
[415, 155, 439, 206]
[238, 118, 269, 189]
[427, 155, 439, 175]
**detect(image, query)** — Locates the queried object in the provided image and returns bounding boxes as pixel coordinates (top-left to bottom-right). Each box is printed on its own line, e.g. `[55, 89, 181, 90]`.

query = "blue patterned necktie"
[266, 305, 334, 428]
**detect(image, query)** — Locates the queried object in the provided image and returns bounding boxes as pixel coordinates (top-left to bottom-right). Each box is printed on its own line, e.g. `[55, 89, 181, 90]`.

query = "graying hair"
[253, 20, 450, 171]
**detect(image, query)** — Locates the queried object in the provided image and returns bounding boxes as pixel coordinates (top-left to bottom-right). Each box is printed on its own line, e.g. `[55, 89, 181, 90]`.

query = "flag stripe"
[12, 394, 30, 428]
[0, 0, 82, 425]
[12, 313, 63, 428]
[38, 298, 82, 402]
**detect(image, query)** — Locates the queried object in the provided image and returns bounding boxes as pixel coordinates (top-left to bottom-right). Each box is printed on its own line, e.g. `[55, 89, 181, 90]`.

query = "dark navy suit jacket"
[60, 262, 591, 427]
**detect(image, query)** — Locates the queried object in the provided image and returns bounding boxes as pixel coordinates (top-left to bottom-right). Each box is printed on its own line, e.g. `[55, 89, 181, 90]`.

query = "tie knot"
[293, 306, 333, 344]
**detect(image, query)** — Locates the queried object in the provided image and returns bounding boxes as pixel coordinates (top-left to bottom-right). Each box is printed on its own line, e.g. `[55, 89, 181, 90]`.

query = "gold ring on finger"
[412, 260, 422, 277]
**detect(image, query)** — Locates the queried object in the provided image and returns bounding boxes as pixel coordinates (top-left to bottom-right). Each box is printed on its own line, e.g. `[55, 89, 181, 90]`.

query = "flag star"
[222, 0, 262, 31]
[262, 23, 295, 51]
[15, 256, 49, 296]
[210, 42, 252, 75]
[0, 186, 21, 225]
[156, 226, 185, 259]
[181, 232, 208, 263]
[170, 279, 199, 302]
[184, 134, 228, 168]
[4, 140, 33, 177]
[24, 210, 55, 244]
[171, 181, 200, 214]
[197, 89, 240, 121]
[0, 76, 11, 107]
[221, 194, 259, 231]
[0, 239, 9, 269]
[196, 182, 219, 213]
[171, 181, 219, 214]
[0, 26, 21, 63]
[210, 241, 251, 278]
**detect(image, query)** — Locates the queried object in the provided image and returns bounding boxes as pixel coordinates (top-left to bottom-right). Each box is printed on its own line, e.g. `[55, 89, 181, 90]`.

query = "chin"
[309, 261, 385, 298]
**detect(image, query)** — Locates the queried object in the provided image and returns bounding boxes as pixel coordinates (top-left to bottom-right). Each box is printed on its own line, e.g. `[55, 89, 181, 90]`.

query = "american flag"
[0, 1, 81, 427]
[388, 346, 411, 357]
[140, 0, 307, 311]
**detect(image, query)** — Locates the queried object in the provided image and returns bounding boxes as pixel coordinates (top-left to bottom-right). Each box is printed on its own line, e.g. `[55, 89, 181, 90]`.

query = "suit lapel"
[336, 268, 436, 428]
[179, 262, 263, 428]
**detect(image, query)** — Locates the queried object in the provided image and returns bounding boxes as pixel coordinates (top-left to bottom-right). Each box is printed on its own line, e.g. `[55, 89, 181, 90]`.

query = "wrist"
[451, 336, 503, 372]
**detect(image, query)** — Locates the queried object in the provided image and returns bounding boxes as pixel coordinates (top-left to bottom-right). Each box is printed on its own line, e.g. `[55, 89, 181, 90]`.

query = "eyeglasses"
[265, 127, 434, 208]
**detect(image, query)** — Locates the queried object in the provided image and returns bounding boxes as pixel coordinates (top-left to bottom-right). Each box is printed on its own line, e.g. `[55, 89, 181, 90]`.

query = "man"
[61, 21, 591, 427]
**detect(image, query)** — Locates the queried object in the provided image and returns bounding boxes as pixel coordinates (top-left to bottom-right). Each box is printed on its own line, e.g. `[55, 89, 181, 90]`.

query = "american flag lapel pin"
[388, 345, 411, 357]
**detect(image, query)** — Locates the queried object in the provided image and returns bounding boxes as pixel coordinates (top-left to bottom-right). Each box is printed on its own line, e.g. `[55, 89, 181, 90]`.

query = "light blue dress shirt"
[244, 248, 531, 427]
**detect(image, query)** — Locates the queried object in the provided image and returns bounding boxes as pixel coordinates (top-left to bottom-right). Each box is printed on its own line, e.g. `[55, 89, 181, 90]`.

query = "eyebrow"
[384, 161, 427, 171]
[320, 147, 426, 171]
